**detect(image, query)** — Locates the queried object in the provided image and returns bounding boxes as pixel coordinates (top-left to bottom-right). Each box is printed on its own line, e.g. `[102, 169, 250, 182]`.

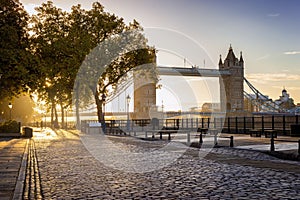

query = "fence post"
[201, 118, 204, 128]
[296, 115, 299, 124]
[235, 117, 238, 134]
[252, 116, 255, 129]
[220, 118, 223, 131]
[228, 117, 231, 133]
[272, 115, 275, 130]
[208, 118, 210, 128]
[230, 136, 234, 147]
[270, 137, 275, 152]
[283, 115, 286, 135]
[261, 116, 264, 133]
[243, 117, 246, 134]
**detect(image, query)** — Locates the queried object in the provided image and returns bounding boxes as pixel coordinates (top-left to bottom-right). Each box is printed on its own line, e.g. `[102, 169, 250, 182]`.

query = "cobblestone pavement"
[33, 128, 300, 199]
[23, 139, 43, 200]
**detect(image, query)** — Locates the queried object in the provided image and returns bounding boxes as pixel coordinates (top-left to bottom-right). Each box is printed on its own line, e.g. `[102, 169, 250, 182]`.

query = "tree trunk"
[95, 91, 103, 123]
[54, 106, 59, 128]
[51, 100, 54, 127]
[75, 82, 80, 129]
[60, 102, 64, 128]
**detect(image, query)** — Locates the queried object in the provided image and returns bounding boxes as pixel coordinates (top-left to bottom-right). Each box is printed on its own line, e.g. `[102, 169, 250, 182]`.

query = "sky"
[20, 0, 300, 111]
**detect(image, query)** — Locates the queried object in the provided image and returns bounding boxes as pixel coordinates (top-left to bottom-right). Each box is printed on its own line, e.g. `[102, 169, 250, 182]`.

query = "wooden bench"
[197, 128, 208, 135]
[264, 129, 277, 138]
[250, 129, 261, 137]
[145, 129, 191, 142]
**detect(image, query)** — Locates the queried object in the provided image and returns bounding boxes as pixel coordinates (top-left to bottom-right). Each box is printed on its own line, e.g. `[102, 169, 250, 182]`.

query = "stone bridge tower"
[133, 63, 157, 119]
[219, 46, 244, 113]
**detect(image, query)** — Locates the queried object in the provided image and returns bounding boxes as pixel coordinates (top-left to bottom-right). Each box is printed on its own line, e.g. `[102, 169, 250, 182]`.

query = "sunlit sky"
[21, 0, 300, 111]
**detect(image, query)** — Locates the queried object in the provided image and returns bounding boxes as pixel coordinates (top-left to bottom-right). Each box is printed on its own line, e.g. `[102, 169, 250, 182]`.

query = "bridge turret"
[224, 45, 239, 67]
[239, 51, 244, 64]
[219, 46, 244, 114]
[218, 55, 223, 67]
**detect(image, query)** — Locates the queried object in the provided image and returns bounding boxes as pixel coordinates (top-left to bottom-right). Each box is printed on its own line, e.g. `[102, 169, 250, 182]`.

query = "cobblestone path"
[33, 129, 300, 199]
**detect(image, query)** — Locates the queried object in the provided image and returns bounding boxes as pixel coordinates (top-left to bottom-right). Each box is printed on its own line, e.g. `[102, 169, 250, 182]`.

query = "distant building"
[189, 107, 201, 112]
[201, 103, 220, 112]
[244, 94, 270, 112]
[244, 97, 255, 112]
[274, 88, 295, 110]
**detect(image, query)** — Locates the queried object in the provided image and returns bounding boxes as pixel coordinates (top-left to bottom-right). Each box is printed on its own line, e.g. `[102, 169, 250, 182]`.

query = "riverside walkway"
[1, 128, 300, 199]
[0, 138, 28, 200]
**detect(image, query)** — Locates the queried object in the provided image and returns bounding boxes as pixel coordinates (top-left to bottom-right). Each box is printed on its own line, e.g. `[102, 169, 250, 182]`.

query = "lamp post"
[65, 107, 68, 130]
[126, 94, 131, 131]
[8, 103, 12, 120]
[101, 93, 106, 133]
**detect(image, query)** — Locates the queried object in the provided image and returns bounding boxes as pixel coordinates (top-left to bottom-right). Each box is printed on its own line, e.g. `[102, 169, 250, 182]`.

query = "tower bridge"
[103, 46, 286, 119]
[133, 46, 245, 119]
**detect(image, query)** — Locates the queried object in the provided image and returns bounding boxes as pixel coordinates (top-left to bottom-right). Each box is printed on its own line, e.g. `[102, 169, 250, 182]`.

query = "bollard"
[270, 138, 275, 152]
[298, 140, 300, 155]
[214, 133, 218, 146]
[187, 132, 190, 145]
[199, 133, 203, 144]
[230, 136, 234, 147]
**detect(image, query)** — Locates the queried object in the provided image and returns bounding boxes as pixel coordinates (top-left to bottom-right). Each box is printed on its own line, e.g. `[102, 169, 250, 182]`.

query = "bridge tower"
[219, 46, 244, 113]
[133, 63, 157, 119]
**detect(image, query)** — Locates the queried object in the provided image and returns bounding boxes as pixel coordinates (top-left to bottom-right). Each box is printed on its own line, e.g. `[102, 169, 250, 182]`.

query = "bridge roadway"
[157, 66, 230, 77]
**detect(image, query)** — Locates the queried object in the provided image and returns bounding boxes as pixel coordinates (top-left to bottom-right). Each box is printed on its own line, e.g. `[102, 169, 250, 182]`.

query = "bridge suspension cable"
[243, 78, 287, 113]
[105, 74, 133, 104]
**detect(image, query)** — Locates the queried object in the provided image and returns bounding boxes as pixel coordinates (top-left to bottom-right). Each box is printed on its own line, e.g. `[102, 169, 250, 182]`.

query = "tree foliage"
[75, 22, 158, 123]
[0, 0, 35, 99]
[1, 0, 157, 126]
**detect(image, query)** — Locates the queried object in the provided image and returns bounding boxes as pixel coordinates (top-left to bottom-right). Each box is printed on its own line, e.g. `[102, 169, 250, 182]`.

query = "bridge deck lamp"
[8, 102, 12, 120]
[126, 95, 131, 131]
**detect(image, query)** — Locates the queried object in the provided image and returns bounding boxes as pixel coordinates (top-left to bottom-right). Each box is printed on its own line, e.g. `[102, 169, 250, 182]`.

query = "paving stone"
[29, 128, 300, 199]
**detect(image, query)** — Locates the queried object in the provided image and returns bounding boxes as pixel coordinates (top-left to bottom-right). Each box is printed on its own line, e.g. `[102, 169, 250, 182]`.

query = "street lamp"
[162, 100, 164, 116]
[126, 94, 131, 131]
[101, 93, 106, 133]
[65, 107, 69, 130]
[8, 102, 12, 120]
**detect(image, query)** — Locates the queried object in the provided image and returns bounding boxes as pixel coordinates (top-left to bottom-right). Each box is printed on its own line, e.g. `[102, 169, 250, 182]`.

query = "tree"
[29, 1, 73, 127]
[75, 22, 158, 124]
[0, 0, 36, 100]
[29, 1, 158, 127]
[67, 2, 126, 126]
